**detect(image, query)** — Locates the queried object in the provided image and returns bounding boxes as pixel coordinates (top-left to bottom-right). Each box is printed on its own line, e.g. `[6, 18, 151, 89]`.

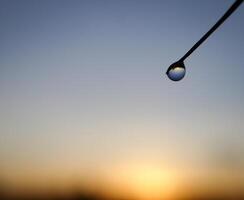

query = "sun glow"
[110, 164, 179, 200]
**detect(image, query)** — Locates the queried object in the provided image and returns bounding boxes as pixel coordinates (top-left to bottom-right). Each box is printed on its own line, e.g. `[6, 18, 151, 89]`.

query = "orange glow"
[107, 163, 179, 200]
[129, 167, 177, 199]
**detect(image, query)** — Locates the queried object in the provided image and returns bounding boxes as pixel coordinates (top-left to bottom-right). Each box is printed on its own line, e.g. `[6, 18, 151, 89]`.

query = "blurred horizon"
[0, 0, 244, 199]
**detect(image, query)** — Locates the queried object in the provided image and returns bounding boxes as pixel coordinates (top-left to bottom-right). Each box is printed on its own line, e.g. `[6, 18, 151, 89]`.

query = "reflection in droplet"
[166, 61, 186, 81]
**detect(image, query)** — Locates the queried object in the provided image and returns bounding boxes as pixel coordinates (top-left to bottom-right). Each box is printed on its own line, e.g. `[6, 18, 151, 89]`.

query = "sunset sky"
[0, 0, 244, 199]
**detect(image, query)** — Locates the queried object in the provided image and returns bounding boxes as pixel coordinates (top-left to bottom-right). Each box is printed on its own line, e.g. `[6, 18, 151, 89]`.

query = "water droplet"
[166, 61, 186, 81]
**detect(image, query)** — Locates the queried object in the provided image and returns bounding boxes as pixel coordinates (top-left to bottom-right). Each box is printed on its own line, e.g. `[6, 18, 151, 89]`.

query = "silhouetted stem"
[179, 0, 243, 62]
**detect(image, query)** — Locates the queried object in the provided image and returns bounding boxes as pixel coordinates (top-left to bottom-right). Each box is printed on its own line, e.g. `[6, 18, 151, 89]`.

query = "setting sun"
[110, 164, 179, 200]
[130, 166, 177, 199]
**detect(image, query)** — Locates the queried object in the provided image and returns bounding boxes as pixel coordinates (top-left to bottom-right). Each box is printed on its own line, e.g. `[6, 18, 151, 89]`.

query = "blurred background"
[0, 0, 244, 199]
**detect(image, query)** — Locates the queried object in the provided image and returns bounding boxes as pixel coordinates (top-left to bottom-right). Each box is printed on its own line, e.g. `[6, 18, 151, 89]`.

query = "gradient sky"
[0, 0, 244, 199]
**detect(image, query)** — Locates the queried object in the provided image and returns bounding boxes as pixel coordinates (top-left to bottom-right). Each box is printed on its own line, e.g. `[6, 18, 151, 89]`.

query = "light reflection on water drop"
[166, 61, 186, 81]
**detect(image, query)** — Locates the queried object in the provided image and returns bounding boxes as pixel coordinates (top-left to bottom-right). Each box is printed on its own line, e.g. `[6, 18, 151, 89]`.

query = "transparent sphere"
[166, 61, 186, 81]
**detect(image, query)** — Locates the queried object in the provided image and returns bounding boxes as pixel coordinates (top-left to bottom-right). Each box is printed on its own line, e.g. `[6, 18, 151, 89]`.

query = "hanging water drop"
[164, 1, 243, 82]
[166, 61, 186, 81]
